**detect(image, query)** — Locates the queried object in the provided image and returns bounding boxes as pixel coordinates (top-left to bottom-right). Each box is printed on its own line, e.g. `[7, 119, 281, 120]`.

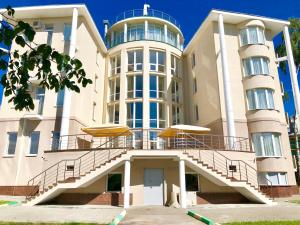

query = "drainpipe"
[60, 7, 78, 148]
[218, 13, 236, 148]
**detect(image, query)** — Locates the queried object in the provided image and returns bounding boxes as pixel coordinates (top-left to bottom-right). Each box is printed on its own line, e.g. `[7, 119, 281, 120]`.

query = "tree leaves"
[0, 6, 92, 111]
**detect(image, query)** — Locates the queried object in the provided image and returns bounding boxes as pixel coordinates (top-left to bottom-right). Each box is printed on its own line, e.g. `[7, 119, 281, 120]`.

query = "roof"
[184, 9, 290, 54]
[0, 4, 107, 53]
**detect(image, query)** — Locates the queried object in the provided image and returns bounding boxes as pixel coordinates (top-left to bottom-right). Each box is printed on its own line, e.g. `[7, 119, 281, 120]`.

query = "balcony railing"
[49, 129, 251, 152]
[115, 9, 180, 29]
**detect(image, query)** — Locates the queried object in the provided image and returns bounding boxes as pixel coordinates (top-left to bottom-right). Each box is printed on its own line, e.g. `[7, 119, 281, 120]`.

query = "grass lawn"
[0, 223, 108, 225]
[225, 221, 300, 225]
[0, 201, 10, 205]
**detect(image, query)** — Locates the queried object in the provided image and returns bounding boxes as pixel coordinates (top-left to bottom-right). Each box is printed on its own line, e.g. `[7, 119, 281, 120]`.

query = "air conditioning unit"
[32, 20, 43, 29]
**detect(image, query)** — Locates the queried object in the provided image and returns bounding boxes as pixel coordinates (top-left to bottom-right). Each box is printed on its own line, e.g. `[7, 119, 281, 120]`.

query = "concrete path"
[189, 201, 300, 223]
[120, 206, 201, 225]
[0, 205, 122, 224]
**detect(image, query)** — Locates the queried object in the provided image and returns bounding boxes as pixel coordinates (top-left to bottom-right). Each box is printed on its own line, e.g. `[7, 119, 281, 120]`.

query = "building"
[0, 4, 298, 208]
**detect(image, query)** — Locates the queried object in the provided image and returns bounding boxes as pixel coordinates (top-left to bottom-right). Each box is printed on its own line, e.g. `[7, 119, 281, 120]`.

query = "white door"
[144, 168, 164, 205]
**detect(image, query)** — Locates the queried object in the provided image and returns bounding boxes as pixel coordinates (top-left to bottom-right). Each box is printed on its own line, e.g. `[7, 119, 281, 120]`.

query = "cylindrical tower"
[104, 5, 184, 147]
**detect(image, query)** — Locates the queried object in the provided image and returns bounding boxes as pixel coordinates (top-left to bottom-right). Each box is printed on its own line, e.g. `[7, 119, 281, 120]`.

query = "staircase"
[24, 134, 130, 206]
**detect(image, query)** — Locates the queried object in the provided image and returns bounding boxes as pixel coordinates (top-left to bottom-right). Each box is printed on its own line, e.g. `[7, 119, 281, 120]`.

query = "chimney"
[143, 4, 150, 16]
[103, 20, 109, 36]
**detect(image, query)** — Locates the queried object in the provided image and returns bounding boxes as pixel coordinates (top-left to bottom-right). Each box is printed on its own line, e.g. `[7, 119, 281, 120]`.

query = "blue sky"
[0, 0, 300, 114]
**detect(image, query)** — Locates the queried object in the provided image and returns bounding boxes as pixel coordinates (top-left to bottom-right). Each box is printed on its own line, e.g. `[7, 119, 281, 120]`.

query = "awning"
[81, 124, 132, 137]
[158, 124, 210, 138]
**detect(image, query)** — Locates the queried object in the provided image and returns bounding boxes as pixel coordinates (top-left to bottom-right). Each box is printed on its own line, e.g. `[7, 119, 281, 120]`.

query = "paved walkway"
[120, 206, 201, 225]
[0, 205, 122, 224]
[189, 201, 300, 223]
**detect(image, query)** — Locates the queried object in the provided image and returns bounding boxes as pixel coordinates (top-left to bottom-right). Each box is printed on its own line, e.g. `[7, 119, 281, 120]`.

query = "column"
[179, 159, 187, 208]
[176, 33, 180, 49]
[283, 25, 300, 125]
[60, 7, 78, 147]
[119, 49, 127, 125]
[124, 23, 128, 42]
[145, 20, 148, 40]
[143, 45, 150, 129]
[124, 160, 131, 208]
[218, 13, 236, 147]
[164, 24, 168, 43]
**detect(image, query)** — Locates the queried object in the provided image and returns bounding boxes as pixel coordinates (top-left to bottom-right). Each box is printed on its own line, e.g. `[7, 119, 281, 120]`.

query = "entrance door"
[144, 168, 164, 205]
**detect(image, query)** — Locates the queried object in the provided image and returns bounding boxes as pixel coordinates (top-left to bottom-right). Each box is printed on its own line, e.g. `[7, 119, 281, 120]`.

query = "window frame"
[127, 50, 143, 72]
[109, 77, 120, 102]
[172, 105, 181, 125]
[171, 54, 180, 77]
[149, 74, 166, 99]
[108, 103, 120, 124]
[149, 102, 166, 128]
[44, 24, 54, 46]
[239, 26, 266, 47]
[127, 101, 143, 128]
[171, 79, 180, 103]
[149, 50, 166, 73]
[252, 132, 282, 157]
[246, 88, 275, 110]
[4, 132, 18, 157]
[27, 131, 40, 156]
[110, 54, 121, 76]
[258, 172, 288, 186]
[243, 57, 270, 76]
[127, 74, 143, 99]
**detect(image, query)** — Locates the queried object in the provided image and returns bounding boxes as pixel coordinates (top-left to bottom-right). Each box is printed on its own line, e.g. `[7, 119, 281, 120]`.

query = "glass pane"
[135, 75, 143, 98]
[135, 102, 143, 120]
[63, 24, 72, 41]
[29, 132, 40, 155]
[114, 105, 119, 124]
[7, 132, 17, 155]
[108, 106, 114, 123]
[262, 58, 269, 74]
[150, 50, 156, 64]
[51, 131, 60, 150]
[267, 89, 275, 109]
[274, 134, 282, 156]
[248, 27, 258, 44]
[256, 89, 267, 109]
[107, 174, 122, 192]
[252, 133, 263, 156]
[150, 75, 157, 98]
[244, 59, 252, 75]
[240, 29, 248, 46]
[185, 174, 199, 191]
[247, 90, 255, 110]
[268, 172, 280, 185]
[127, 76, 133, 98]
[136, 50, 143, 64]
[279, 173, 287, 185]
[252, 57, 262, 74]
[115, 78, 120, 100]
[262, 133, 274, 156]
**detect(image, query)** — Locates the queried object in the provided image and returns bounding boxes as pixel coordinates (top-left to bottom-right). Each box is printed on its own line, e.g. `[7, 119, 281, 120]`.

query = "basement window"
[107, 173, 122, 192]
[185, 173, 199, 191]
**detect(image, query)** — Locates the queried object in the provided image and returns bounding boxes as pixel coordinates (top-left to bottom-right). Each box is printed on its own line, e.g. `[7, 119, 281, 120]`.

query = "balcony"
[115, 9, 180, 29]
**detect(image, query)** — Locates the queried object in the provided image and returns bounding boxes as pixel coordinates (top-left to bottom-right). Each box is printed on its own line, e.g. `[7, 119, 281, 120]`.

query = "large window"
[127, 102, 143, 128]
[111, 54, 121, 75]
[150, 75, 165, 99]
[243, 57, 269, 76]
[171, 55, 180, 77]
[127, 75, 143, 98]
[247, 88, 275, 110]
[5, 132, 17, 156]
[127, 24, 144, 41]
[150, 102, 166, 128]
[252, 133, 282, 157]
[28, 131, 40, 156]
[185, 173, 199, 191]
[35, 87, 45, 115]
[108, 104, 119, 124]
[258, 172, 287, 186]
[240, 26, 265, 46]
[113, 30, 124, 47]
[148, 24, 164, 42]
[171, 80, 180, 103]
[107, 173, 122, 192]
[150, 50, 165, 73]
[128, 50, 143, 72]
[109, 78, 120, 102]
[172, 105, 181, 125]
[167, 29, 177, 47]
[44, 24, 54, 46]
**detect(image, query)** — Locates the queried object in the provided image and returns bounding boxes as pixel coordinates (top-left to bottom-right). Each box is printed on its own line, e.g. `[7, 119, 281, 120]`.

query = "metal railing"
[115, 9, 180, 29]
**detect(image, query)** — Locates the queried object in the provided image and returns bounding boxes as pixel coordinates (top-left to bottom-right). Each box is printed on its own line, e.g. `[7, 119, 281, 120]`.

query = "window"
[193, 77, 197, 93]
[107, 173, 122, 192]
[171, 55, 180, 76]
[240, 26, 265, 46]
[191, 53, 196, 69]
[109, 77, 120, 101]
[148, 24, 164, 42]
[92, 102, 96, 121]
[127, 75, 143, 98]
[185, 173, 199, 191]
[128, 50, 143, 72]
[35, 87, 45, 115]
[195, 105, 199, 121]
[150, 102, 166, 128]
[150, 75, 165, 98]
[252, 133, 282, 157]
[171, 80, 180, 102]
[127, 24, 144, 41]
[56, 89, 65, 107]
[5, 132, 17, 156]
[111, 55, 121, 75]
[247, 88, 275, 110]
[51, 131, 60, 150]
[127, 102, 143, 128]
[167, 29, 177, 47]
[243, 57, 269, 76]
[113, 30, 124, 47]
[28, 131, 40, 155]
[258, 172, 287, 186]
[172, 105, 181, 125]
[44, 24, 53, 46]
[108, 104, 119, 124]
[150, 50, 165, 73]
[63, 24, 72, 41]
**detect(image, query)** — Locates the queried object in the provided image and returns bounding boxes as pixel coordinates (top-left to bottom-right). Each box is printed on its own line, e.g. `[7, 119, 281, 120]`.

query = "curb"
[187, 210, 221, 225]
[110, 209, 126, 225]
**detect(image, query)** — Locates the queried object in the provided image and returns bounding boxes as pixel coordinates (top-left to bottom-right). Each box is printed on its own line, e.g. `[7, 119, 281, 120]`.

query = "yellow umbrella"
[81, 124, 132, 137]
[158, 124, 210, 138]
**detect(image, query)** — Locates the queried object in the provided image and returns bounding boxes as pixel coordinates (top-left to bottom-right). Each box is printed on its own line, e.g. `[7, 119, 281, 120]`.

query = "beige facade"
[0, 5, 297, 206]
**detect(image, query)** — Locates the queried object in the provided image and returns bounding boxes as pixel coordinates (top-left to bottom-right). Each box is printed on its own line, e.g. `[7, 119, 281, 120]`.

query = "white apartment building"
[0, 4, 297, 208]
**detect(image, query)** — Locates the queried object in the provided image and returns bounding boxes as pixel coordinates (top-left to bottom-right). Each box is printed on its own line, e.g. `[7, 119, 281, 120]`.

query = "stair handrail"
[26, 131, 131, 199]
